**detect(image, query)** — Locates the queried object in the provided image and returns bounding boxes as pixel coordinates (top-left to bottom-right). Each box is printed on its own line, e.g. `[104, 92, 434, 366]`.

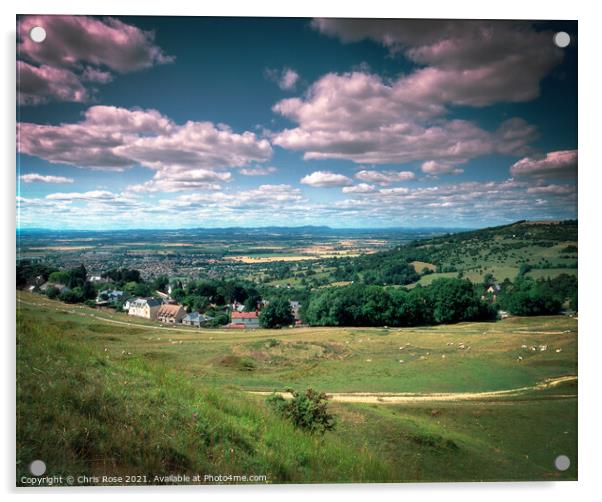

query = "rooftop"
[157, 304, 184, 317]
[232, 311, 258, 319]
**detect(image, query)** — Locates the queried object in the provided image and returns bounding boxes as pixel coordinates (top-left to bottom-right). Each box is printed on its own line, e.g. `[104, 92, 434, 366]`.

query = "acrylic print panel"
[16, 15, 577, 486]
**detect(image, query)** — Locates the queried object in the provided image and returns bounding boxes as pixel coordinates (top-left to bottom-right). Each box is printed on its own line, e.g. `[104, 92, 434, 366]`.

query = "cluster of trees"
[100, 268, 154, 297]
[303, 278, 497, 327]
[259, 298, 294, 328]
[44, 265, 96, 304]
[496, 274, 577, 315]
[16, 260, 56, 288]
[171, 279, 260, 310]
[326, 254, 423, 286]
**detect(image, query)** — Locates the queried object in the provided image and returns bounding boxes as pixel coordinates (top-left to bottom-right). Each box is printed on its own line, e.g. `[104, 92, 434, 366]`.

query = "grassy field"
[16, 291, 577, 484]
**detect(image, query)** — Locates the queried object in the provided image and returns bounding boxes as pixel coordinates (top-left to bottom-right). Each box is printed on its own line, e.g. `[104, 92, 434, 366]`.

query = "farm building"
[127, 298, 162, 320]
[182, 312, 213, 327]
[230, 311, 260, 328]
[156, 304, 186, 324]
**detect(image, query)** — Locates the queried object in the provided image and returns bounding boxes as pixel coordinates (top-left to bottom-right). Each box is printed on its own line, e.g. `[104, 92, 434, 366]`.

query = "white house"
[128, 298, 162, 320]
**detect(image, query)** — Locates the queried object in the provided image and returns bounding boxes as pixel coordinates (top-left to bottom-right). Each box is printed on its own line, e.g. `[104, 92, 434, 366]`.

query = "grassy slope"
[21, 294, 576, 394]
[16, 293, 577, 483]
[16, 306, 387, 484]
[407, 221, 577, 284]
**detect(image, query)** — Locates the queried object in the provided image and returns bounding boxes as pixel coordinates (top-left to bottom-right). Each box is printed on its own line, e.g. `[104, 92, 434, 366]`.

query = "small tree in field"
[267, 388, 335, 434]
[259, 298, 293, 328]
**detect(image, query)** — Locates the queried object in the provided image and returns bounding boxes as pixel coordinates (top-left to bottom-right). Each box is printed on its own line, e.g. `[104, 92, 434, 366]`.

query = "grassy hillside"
[328, 220, 577, 287]
[16, 304, 388, 484]
[17, 292, 577, 483]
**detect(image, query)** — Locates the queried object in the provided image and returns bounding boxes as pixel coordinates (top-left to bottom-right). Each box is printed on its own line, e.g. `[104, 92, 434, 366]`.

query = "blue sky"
[17, 16, 577, 229]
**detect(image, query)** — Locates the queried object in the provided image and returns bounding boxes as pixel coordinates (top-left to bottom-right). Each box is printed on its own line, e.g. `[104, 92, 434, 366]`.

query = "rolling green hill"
[331, 220, 577, 287]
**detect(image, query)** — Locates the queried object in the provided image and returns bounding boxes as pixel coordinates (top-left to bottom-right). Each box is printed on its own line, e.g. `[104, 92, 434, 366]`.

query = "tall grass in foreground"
[16, 312, 389, 484]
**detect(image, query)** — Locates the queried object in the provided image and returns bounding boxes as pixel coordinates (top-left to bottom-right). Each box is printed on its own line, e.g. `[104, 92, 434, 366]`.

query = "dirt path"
[248, 375, 577, 404]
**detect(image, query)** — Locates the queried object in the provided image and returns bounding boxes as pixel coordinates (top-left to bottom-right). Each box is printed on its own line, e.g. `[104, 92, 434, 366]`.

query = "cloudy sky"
[16, 16, 577, 229]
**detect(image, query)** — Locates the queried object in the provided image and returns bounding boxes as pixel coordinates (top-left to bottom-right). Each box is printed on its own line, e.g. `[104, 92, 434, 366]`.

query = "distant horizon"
[16, 224, 475, 232]
[15, 218, 578, 234]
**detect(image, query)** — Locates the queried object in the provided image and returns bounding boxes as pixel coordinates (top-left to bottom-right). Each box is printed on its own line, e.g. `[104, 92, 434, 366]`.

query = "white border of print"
[2, 1, 599, 502]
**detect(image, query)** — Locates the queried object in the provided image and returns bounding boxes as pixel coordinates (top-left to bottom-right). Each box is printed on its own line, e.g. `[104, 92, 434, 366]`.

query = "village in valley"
[99, 288, 302, 329]
[21, 258, 307, 330]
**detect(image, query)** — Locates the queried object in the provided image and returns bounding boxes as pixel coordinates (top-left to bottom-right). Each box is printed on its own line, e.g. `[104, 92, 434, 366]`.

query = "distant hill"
[17, 225, 464, 238]
[333, 220, 578, 286]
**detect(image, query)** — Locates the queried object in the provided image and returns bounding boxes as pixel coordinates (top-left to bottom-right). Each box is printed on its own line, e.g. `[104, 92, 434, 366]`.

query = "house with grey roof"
[182, 312, 214, 328]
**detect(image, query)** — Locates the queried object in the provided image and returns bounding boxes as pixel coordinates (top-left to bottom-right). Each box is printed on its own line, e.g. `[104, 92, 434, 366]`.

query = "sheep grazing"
[521, 344, 528, 349]
[517, 356, 523, 362]
[441, 355, 446, 359]
[399, 360, 405, 364]
[366, 359, 372, 363]
[539, 345, 548, 352]
[556, 348, 563, 353]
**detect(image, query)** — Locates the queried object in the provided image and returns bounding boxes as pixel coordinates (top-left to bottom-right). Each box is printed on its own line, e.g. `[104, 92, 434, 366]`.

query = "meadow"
[16, 291, 577, 484]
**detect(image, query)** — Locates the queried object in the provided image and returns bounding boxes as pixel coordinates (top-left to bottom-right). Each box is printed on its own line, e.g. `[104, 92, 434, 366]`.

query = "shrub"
[267, 388, 335, 434]
[59, 287, 84, 304]
[45, 286, 60, 300]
